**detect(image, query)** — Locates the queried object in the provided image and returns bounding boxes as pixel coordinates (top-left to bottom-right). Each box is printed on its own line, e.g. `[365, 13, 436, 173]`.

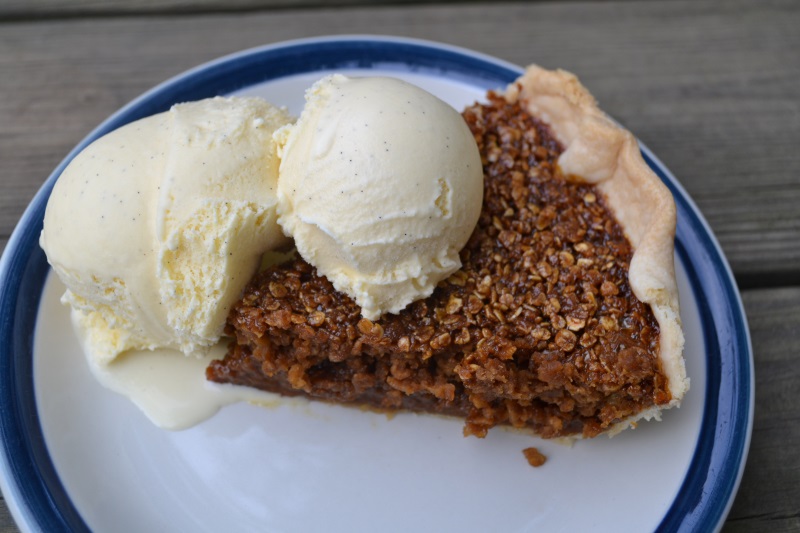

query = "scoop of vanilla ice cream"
[40, 97, 293, 364]
[274, 75, 483, 320]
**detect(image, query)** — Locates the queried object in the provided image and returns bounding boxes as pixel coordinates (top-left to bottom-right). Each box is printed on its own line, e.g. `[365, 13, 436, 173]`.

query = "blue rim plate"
[0, 36, 753, 532]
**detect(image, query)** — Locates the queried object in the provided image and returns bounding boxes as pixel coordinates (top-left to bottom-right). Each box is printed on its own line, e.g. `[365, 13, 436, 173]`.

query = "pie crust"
[506, 65, 688, 431]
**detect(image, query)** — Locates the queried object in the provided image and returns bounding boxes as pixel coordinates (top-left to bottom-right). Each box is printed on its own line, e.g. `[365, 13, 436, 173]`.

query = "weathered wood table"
[1, 1, 798, 531]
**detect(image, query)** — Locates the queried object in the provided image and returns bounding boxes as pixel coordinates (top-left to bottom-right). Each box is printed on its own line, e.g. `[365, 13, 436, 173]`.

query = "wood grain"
[724, 288, 800, 533]
[0, 0, 601, 19]
[0, 506, 14, 533]
[0, 0, 422, 19]
[0, 0, 798, 285]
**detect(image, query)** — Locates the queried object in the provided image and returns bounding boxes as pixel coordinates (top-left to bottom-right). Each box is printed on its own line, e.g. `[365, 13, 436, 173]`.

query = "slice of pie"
[207, 65, 688, 439]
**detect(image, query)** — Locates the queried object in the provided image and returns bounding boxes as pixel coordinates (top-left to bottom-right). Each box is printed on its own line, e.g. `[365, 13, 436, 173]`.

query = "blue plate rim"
[0, 35, 754, 533]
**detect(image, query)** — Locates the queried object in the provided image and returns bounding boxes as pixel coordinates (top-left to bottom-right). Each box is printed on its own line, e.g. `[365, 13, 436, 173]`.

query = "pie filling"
[207, 93, 671, 439]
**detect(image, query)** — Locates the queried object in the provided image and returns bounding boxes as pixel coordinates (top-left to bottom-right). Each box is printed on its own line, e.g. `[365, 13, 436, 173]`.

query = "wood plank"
[0, 0, 797, 284]
[0, 502, 15, 533]
[1, 0, 394, 19]
[724, 287, 800, 532]
[0, 0, 647, 20]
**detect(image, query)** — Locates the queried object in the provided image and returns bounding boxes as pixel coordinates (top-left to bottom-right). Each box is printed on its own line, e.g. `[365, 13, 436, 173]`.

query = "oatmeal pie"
[207, 65, 688, 439]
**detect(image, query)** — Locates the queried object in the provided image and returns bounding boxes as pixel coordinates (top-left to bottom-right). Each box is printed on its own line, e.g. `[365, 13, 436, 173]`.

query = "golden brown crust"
[505, 66, 688, 427]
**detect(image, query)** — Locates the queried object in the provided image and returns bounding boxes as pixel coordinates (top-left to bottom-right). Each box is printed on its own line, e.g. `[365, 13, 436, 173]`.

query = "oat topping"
[207, 93, 670, 439]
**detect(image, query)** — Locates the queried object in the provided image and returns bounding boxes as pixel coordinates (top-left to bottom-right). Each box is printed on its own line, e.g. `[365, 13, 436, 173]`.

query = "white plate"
[0, 36, 754, 532]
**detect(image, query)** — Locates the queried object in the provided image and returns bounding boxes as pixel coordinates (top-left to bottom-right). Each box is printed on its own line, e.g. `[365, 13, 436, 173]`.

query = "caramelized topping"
[522, 447, 547, 467]
[208, 93, 668, 439]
